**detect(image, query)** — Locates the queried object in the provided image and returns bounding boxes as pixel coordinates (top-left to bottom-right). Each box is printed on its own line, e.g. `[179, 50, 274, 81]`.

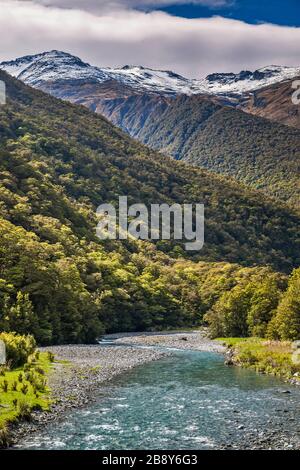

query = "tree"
[247, 279, 282, 337]
[268, 269, 300, 341]
[8, 292, 39, 336]
[205, 285, 252, 338]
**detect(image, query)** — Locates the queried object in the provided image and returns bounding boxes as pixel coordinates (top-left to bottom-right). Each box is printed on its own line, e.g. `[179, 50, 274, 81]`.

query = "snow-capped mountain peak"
[0, 51, 193, 94]
[201, 64, 300, 94]
[1, 51, 300, 98]
[0, 50, 107, 86]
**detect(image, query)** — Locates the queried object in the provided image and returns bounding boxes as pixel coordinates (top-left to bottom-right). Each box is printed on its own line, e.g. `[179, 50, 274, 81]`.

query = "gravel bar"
[112, 329, 226, 353]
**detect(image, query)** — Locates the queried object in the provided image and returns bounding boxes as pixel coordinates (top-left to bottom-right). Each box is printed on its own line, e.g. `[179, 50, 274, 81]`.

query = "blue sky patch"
[159, 1, 300, 27]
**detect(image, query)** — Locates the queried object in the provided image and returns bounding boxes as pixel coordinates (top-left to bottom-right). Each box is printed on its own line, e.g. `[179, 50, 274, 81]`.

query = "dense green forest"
[135, 95, 300, 210]
[0, 71, 300, 344]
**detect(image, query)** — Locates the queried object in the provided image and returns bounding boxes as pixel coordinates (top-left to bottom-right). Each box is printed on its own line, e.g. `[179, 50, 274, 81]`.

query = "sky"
[0, 1, 300, 78]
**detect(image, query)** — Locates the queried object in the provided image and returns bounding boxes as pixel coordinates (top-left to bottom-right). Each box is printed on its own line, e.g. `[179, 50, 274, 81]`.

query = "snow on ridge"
[192, 65, 300, 97]
[1, 51, 300, 97]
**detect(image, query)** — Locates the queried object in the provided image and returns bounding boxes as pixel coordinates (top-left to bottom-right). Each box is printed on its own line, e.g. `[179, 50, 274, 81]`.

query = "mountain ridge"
[2, 50, 300, 99]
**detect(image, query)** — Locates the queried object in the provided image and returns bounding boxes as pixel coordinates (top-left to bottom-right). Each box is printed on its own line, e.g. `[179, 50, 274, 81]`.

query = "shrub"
[47, 352, 55, 363]
[0, 332, 36, 368]
[0, 380, 8, 392]
[11, 380, 17, 391]
[18, 400, 31, 421]
[35, 366, 45, 376]
[32, 403, 43, 412]
[20, 384, 28, 395]
[24, 372, 34, 384]
[34, 377, 47, 392]
[0, 425, 11, 448]
[227, 338, 300, 379]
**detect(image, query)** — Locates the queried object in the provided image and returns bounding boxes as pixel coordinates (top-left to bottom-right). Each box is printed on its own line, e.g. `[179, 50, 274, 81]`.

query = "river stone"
[0, 339, 6, 365]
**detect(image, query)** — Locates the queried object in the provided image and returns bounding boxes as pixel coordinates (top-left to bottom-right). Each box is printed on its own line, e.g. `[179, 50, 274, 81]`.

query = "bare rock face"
[239, 77, 300, 130]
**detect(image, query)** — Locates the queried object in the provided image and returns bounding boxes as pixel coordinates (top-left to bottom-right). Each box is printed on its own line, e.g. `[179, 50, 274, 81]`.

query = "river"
[17, 345, 300, 450]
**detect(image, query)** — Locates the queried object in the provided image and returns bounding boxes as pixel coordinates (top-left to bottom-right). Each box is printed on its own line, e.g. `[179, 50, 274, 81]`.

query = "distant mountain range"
[2, 50, 299, 209]
[1, 50, 300, 99]
[2, 50, 299, 131]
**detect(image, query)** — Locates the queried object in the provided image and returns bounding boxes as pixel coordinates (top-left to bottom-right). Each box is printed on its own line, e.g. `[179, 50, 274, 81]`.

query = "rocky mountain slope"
[238, 77, 300, 129]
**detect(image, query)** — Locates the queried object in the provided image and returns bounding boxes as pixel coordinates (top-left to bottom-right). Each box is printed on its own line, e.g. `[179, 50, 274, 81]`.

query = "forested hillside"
[0, 71, 300, 344]
[135, 95, 300, 210]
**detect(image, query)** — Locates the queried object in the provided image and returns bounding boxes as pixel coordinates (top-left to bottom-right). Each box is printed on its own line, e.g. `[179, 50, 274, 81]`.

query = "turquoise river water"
[18, 348, 300, 450]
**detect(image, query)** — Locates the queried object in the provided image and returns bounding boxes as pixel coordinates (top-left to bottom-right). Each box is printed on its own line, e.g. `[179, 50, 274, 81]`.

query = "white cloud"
[20, 1, 231, 13]
[0, 0, 299, 78]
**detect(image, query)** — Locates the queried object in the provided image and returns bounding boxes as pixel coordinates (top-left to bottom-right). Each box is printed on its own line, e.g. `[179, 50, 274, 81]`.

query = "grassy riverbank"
[0, 352, 52, 446]
[218, 338, 300, 382]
